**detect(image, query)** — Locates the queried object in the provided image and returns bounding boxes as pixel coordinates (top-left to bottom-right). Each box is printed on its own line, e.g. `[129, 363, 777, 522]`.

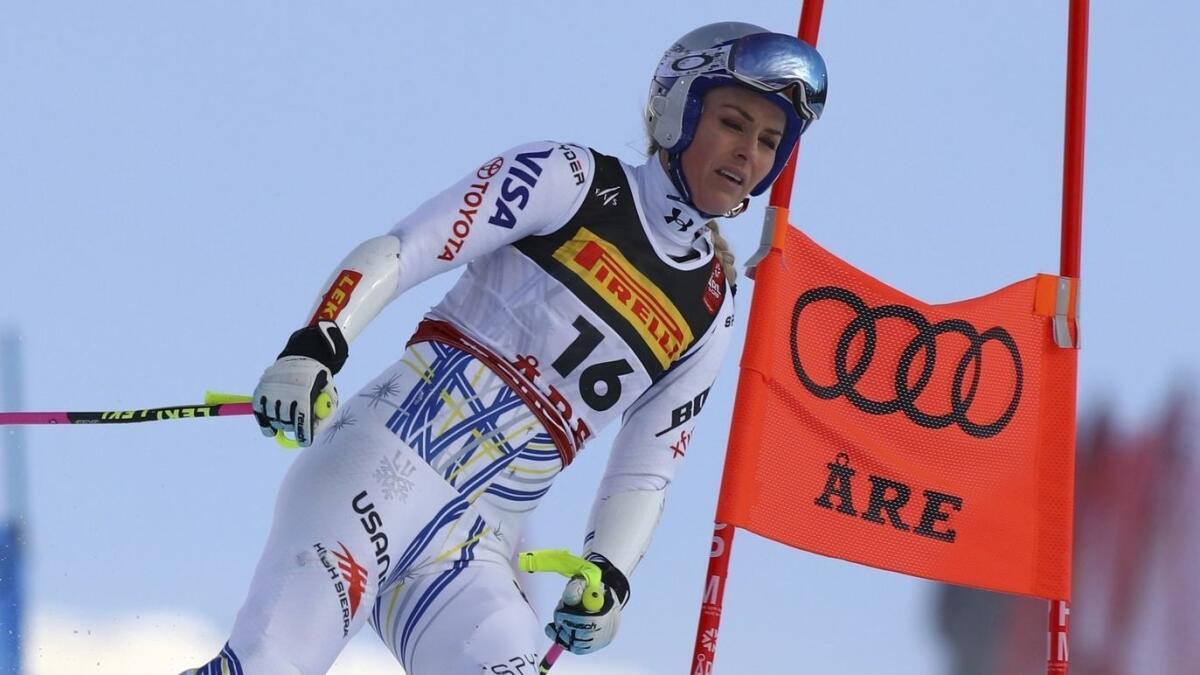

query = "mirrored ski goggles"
[657, 32, 827, 122]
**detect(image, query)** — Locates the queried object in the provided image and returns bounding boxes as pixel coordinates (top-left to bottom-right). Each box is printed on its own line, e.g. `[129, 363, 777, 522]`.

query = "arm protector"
[303, 234, 402, 343]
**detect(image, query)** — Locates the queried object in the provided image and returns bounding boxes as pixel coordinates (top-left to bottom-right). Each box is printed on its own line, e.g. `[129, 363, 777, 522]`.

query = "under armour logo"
[664, 207, 695, 232]
[594, 186, 620, 207]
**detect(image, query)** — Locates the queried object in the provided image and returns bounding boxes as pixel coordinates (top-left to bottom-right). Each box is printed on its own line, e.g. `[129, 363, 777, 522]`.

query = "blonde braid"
[706, 220, 737, 286]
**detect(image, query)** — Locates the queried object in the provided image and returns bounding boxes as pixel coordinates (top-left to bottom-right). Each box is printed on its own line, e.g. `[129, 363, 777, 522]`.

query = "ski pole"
[0, 391, 333, 449]
[518, 549, 604, 674]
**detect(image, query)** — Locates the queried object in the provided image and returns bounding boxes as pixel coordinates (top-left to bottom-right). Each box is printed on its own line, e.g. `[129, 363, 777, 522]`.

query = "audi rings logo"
[789, 287, 1024, 439]
[476, 157, 504, 180]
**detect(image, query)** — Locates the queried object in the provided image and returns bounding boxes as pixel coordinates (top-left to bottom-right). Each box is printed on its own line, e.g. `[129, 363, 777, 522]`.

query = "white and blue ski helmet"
[647, 22, 828, 203]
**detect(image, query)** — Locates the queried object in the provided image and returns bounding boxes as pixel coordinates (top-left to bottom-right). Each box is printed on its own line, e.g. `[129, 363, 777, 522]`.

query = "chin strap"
[665, 151, 696, 208]
[725, 198, 750, 218]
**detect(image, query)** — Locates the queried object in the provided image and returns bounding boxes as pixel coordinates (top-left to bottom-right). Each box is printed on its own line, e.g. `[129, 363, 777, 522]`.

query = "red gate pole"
[1060, 0, 1089, 282]
[1049, 599, 1071, 674]
[1049, 0, 1089, 673]
[688, 2, 825, 674]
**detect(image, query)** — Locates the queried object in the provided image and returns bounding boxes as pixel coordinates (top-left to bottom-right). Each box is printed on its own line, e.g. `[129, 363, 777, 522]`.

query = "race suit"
[188, 140, 735, 675]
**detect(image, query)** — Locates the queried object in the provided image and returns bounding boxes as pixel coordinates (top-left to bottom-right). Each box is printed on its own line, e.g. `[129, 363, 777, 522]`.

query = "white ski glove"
[545, 555, 630, 655]
[252, 320, 348, 447]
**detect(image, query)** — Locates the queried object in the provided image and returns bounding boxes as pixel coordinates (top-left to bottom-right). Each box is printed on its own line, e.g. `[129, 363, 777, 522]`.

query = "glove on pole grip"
[518, 549, 605, 612]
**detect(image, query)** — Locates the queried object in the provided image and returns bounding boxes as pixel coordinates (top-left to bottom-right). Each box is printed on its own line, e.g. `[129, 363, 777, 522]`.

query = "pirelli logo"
[554, 227, 693, 368]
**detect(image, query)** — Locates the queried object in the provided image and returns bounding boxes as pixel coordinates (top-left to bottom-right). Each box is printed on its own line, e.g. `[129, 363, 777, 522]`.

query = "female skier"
[189, 21, 826, 675]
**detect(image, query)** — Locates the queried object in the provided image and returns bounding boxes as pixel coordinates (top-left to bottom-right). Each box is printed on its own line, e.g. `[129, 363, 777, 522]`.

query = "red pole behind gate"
[1049, 0, 1089, 672]
[688, 3, 825, 674]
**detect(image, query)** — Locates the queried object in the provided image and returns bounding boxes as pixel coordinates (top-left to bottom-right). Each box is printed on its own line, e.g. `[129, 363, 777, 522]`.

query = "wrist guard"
[278, 320, 349, 374]
[586, 553, 631, 607]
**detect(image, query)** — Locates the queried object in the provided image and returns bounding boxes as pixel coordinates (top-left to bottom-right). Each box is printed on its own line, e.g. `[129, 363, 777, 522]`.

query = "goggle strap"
[660, 46, 816, 122]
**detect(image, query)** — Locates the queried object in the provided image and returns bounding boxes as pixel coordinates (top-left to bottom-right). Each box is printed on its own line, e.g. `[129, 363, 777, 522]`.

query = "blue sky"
[2, 2, 1197, 673]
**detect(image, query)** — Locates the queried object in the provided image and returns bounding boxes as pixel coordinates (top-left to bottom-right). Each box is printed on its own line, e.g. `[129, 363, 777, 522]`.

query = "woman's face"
[679, 85, 786, 214]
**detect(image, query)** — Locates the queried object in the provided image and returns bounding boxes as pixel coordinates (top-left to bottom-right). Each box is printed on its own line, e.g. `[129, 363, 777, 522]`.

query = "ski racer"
[187, 20, 827, 675]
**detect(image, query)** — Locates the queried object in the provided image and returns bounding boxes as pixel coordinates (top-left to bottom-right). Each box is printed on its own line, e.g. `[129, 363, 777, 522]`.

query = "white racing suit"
[189, 141, 735, 674]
